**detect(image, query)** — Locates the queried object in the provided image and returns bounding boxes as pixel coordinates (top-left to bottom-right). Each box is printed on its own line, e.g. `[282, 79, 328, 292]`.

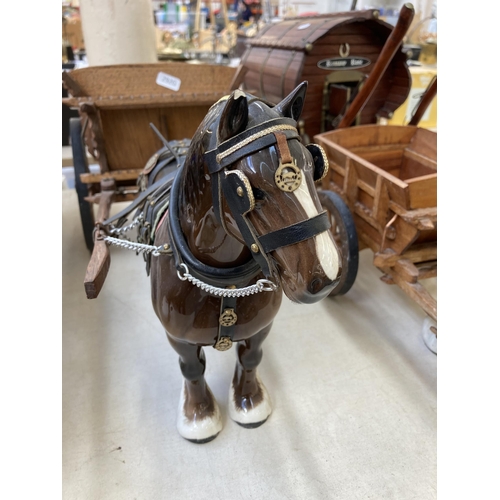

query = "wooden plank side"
[407, 174, 437, 209]
[353, 211, 384, 249]
[407, 127, 437, 160]
[354, 147, 405, 168]
[401, 148, 437, 173]
[98, 106, 206, 171]
[316, 125, 417, 150]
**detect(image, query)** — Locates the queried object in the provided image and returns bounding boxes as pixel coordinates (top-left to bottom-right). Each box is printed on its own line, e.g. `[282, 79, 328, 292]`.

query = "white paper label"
[156, 72, 181, 91]
[297, 23, 311, 30]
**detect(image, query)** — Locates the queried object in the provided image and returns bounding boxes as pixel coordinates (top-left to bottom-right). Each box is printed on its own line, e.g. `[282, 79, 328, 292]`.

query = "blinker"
[306, 143, 329, 182]
[223, 170, 255, 214]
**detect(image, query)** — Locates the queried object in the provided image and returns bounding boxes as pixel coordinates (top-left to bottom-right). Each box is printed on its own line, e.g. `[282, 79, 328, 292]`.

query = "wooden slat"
[416, 261, 437, 280]
[394, 258, 419, 283]
[398, 207, 437, 224]
[80, 102, 110, 173]
[85, 191, 139, 205]
[401, 149, 437, 176]
[372, 176, 390, 227]
[384, 215, 420, 254]
[80, 169, 142, 184]
[315, 125, 417, 150]
[373, 243, 437, 267]
[344, 157, 358, 204]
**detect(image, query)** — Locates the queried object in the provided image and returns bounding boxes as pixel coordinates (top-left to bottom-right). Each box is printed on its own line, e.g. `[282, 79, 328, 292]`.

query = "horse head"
[204, 82, 342, 304]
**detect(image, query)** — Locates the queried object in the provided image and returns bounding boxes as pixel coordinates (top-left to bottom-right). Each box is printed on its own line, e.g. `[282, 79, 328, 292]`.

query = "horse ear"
[274, 81, 308, 121]
[218, 90, 249, 143]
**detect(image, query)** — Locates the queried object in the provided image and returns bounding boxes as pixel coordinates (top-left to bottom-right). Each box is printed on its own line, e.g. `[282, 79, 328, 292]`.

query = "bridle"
[203, 114, 331, 280]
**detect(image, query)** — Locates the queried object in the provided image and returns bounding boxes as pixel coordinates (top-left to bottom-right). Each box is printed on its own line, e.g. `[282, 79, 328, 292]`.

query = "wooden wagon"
[237, 9, 412, 140]
[315, 124, 437, 337]
[62, 62, 240, 250]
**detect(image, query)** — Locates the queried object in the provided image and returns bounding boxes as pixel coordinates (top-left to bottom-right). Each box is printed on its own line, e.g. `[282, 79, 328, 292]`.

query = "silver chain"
[176, 263, 277, 297]
[103, 236, 171, 257]
[102, 213, 277, 297]
[108, 213, 144, 236]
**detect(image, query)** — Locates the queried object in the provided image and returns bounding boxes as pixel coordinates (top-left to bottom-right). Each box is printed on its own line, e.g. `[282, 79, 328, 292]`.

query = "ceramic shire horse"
[147, 82, 341, 443]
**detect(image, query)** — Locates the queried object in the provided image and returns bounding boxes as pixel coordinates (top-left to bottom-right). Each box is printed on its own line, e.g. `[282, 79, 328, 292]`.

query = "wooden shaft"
[337, 3, 415, 129]
[408, 75, 437, 126]
[84, 178, 116, 299]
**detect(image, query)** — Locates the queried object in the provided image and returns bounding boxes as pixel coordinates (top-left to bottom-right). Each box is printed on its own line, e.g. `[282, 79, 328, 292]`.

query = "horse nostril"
[310, 278, 323, 294]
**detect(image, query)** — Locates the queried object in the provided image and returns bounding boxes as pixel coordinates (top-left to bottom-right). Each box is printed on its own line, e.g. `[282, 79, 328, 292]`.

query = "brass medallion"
[219, 308, 237, 327]
[214, 336, 233, 351]
[275, 159, 302, 192]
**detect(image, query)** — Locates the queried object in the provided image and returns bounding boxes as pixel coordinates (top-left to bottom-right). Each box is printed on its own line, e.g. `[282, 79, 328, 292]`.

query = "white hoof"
[228, 376, 272, 428]
[176, 383, 223, 443]
[422, 316, 437, 354]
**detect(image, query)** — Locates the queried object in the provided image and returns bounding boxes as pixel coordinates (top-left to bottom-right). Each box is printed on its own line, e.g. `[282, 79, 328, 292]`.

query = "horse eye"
[252, 187, 266, 200]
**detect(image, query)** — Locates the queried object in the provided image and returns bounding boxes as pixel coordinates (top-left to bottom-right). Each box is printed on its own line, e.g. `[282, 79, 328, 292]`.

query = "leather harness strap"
[274, 130, 293, 164]
[258, 212, 331, 254]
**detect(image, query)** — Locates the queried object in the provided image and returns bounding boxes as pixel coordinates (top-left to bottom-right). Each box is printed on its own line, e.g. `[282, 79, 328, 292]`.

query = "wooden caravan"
[62, 62, 238, 250]
[237, 10, 412, 140]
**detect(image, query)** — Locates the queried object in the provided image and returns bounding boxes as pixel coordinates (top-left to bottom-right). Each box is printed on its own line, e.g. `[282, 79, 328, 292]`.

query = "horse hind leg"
[167, 334, 222, 443]
[229, 324, 273, 428]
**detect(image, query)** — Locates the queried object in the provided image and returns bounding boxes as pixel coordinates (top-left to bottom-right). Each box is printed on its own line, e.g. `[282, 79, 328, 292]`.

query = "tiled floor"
[62, 182, 437, 499]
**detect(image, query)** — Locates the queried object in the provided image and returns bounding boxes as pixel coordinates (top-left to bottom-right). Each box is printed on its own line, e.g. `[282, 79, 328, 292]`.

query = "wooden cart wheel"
[317, 189, 359, 296]
[70, 117, 95, 252]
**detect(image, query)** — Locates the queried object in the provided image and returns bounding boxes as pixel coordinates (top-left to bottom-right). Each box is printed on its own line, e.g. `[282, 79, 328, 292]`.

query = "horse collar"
[167, 164, 262, 289]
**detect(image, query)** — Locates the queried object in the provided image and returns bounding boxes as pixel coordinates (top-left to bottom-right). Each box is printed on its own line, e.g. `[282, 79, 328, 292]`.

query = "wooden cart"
[315, 124, 437, 327]
[62, 62, 240, 250]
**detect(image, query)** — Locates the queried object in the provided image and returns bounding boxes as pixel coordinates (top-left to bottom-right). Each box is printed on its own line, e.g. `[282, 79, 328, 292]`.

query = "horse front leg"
[229, 324, 273, 428]
[167, 334, 223, 443]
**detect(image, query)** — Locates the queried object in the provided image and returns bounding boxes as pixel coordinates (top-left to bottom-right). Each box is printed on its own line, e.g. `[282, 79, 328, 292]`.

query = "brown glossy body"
[149, 84, 340, 442]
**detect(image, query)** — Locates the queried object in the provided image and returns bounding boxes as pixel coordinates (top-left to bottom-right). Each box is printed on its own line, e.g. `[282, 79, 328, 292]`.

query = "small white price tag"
[156, 72, 181, 92]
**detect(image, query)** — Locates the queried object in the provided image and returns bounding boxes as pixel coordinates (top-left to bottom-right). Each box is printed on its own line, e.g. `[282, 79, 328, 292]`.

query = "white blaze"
[292, 176, 340, 280]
